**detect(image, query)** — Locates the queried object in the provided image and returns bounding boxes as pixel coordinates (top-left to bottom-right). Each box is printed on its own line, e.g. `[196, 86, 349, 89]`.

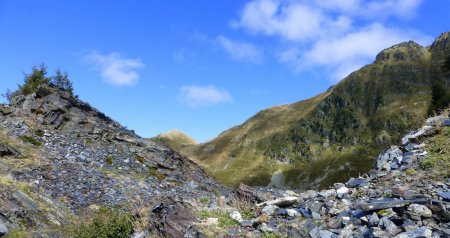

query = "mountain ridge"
[175, 31, 450, 189]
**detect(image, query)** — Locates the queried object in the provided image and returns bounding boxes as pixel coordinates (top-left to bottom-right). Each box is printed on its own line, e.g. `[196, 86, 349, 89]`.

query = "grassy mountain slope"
[182, 32, 450, 189]
[150, 129, 197, 151]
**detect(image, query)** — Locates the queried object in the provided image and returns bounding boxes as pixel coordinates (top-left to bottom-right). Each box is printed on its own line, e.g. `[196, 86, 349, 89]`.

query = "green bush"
[20, 135, 42, 146]
[72, 208, 133, 238]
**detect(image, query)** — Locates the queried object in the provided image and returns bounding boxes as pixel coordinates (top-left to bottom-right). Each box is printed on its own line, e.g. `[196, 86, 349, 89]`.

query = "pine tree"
[19, 64, 50, 95]
[428, 55, 450, 115]
[51, 69, 73, 94]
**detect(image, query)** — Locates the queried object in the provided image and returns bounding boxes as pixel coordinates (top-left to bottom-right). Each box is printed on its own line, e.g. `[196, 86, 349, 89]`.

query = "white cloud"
[216, 35, 264, 63]
[178, 85, 233, 107]
[83, 51, 144, 86]
[234, 0, 429, 81]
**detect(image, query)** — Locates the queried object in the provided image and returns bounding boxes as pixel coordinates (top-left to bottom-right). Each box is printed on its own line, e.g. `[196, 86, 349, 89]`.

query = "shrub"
[19, 64, 51, 96]
[148, 168, 165, 180]
[199, 197, 209, 204]
[20, 135, 42, 146]
[51, 69, 73, 94]
[8, 64, 74, 100]
[72, 208, 133, 238]
[105, 155, 113, 165]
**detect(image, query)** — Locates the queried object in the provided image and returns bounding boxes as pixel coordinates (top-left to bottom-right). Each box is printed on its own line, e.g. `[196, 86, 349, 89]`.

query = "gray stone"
[239, 220, 254, 227]
[319, 230, 336, 238]
[368, 212, 380, 227]
[379, 217, 401, 236]
[262, 205, 278, 216]
[347, 178, 369, 188]
[376, 146, 403, 170]
[408, 204, 432, 218]
[438, 191, 450, 201]
[394, 227, 432, 238]
[0, 223, 8, 236]
[426, 115, 449, 126]
[355, 199, 411, 211]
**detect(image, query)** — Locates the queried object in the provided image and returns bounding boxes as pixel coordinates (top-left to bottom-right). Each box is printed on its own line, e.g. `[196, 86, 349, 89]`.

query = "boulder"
[0, 222, 8, 237]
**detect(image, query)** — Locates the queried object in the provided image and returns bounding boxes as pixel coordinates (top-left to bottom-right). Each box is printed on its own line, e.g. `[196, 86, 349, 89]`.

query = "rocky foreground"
[0, 86, 231, 237]
[193, 115, 449, 237]
[183, 116, 450, 238]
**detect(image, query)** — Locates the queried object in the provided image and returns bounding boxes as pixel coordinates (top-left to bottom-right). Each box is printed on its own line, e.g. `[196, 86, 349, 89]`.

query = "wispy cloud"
[83, 51, 145, 86]
[233, 0, 430, 81]
[216, 35, 264, 63]
[178, 85, 233, 107]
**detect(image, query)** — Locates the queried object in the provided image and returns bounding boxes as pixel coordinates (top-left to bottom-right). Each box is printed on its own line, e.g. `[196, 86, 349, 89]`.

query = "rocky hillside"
[188, 113, 450, 237]
[181, 31, 450, 189]
[0, 85, 230, 237]
[150, 129, 197, 151]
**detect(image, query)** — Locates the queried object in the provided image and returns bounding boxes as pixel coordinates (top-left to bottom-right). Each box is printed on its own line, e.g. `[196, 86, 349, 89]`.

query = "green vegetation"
[20, 135, 42, 146]
[199, 197, 209, 204]
[34, 129, 44, 137]
[4, 64, 74, 103]
[105, 155, 113, 165]
[181, 40, 443, 189]
[428, 54, 450, 115]
[149, 129, 197, 151]
[148, 167, 166, 180]
[198, 210, 239, 228]
[404, 168, 416, 175]
[133, 153, 145, 164]
[262, 232, 285, 238]
[71, 208, 133, 238]
[420, 126, 450, 178]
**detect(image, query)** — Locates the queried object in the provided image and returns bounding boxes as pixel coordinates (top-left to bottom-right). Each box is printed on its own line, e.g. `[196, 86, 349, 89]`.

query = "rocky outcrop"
[0, 85, 229, 237]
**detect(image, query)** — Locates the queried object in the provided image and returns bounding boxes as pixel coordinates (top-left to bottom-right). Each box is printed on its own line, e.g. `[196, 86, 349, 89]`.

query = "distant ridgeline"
[174, 31, 450, 190]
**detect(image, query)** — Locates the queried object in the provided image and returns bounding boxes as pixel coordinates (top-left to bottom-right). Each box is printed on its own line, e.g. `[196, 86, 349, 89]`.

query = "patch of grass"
[148, 168, 165, 181]
[239, 209, 255, 220]
[20, 135, 42, 146]
[71, 208, 133, 238]
[198, 210, 239, 228]
[419, 126, 450, 178]
[84, 138, 93, 145]
[404, 168, 416, 175]
[4, 230, 28, 238]
[34, 129, 44, 137]
[133, 153, 145, 164]
[105, 155, 113, 165]
[262, 232, 284, 238]
[199, 197, 209, 204]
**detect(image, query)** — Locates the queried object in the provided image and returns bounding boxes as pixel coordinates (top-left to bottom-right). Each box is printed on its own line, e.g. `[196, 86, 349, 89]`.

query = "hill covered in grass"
[179, 31, 450, 189]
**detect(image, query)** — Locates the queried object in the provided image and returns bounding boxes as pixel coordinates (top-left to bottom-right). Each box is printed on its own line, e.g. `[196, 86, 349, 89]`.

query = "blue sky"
[0, 0, 449, 142]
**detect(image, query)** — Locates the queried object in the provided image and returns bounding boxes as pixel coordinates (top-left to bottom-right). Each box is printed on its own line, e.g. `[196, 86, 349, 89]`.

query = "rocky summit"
[0, 85, 230, 237]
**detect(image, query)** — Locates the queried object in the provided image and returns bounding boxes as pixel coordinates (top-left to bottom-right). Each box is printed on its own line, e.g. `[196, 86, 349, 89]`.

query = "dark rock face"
[0, 143, 21, 157]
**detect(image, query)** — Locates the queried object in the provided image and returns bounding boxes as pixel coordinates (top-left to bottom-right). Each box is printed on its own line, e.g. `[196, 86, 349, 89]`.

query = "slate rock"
[347, 178, 369, 188]
[262, 205, 278, 216]
[438, 191, 450, 201]
[0, 222, 8, 236]
[379, 217, 401, 236]
[408, 204, 432, 218]
[394, 226, 432, 238]
[319, 230, 336, 238]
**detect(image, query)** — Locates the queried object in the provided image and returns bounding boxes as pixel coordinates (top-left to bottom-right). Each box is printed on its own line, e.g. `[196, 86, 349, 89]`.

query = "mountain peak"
[375, 40, 424, 63]
[430, 31, 450, 52]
